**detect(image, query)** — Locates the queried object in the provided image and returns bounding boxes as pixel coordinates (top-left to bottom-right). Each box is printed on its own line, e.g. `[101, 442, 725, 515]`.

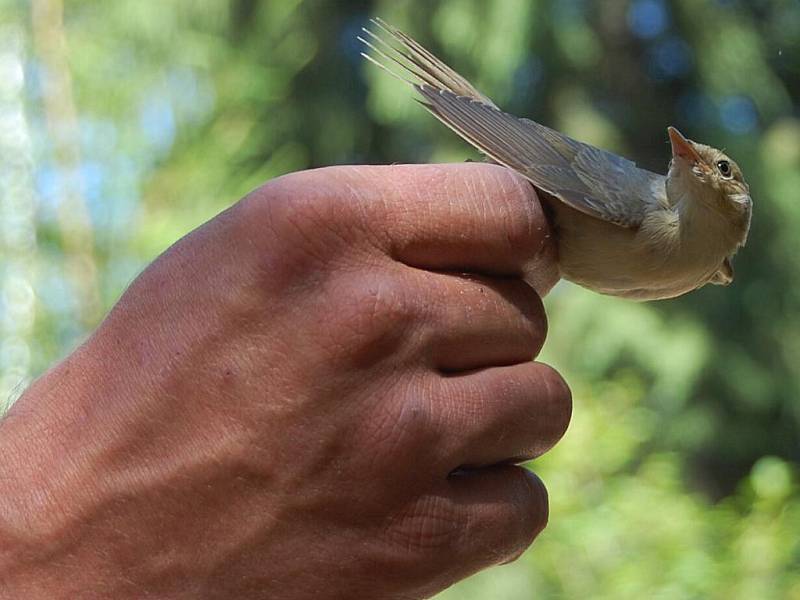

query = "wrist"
[0, 349, 143, 599]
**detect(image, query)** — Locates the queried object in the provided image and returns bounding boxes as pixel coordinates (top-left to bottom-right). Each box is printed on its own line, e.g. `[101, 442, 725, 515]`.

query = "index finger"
[309, 163, 559, 295]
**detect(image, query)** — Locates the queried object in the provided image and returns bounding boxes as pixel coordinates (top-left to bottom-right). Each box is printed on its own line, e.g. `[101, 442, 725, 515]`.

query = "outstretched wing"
[360, 19, 665, 228]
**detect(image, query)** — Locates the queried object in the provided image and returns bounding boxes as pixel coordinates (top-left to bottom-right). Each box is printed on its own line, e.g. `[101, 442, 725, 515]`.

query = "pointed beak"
[668, 127, 704, 164]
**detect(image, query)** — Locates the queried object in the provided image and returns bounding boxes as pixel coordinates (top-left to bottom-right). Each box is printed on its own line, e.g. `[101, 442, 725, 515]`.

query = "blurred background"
[1, 0, 798, 597]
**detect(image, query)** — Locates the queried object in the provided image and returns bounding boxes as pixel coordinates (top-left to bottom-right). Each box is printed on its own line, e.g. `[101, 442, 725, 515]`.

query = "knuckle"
[325, 272, 422, 362]
[457, 468, 548, 567]
[474, 469, 548, 565]
[265, 172, 345, 237]
[240, 168, 373, 266]
[530, 292, 548, 337]
[536, 363, 573, 442]
[468, 363, 571, 460]
[360, 385, 437, 467]
[515, 284, 548, 355]
[459, 276, 548, 357]
[484, 166, 545, 253]
[504, 470, 549, 560]
[383, 493, 465, 555]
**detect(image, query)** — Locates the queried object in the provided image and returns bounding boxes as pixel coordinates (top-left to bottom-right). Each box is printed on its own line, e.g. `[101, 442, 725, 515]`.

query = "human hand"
[0, 164, 570, 599]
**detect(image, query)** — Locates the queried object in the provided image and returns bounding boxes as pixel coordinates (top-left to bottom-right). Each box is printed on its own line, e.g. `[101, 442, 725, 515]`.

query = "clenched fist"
[0, 164, 571, 600]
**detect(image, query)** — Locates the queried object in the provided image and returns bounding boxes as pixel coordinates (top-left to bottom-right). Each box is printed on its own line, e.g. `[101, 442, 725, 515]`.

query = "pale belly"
[546, 200, 727, 301]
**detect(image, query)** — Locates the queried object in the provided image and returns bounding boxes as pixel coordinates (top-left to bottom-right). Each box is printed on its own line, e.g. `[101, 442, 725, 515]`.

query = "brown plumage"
[360, 19, 752, 300]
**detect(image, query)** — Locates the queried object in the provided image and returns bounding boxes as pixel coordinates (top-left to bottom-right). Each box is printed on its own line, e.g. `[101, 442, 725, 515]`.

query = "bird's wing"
[360, 19, 665, 229]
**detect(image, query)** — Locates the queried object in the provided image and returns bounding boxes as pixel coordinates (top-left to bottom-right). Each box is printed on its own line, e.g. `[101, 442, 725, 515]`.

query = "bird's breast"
[546, 196, 737, 300]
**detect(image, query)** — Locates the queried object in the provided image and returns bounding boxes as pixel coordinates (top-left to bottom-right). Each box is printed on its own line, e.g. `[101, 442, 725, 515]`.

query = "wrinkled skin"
[0, 164, 571, 600]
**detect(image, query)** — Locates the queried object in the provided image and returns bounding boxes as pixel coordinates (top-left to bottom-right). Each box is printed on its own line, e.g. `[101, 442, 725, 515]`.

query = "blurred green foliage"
[1, 0, 799, 597]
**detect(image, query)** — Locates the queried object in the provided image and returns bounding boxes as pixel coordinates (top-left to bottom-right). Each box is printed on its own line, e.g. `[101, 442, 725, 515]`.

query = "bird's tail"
[358, 18, 496, 108]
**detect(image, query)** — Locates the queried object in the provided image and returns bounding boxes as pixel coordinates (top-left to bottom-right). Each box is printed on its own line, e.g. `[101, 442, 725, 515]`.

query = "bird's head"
[666, 127, 752, 217]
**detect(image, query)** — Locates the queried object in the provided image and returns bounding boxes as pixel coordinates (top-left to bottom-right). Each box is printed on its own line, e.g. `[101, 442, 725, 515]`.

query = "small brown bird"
[360, 19, 752, 300]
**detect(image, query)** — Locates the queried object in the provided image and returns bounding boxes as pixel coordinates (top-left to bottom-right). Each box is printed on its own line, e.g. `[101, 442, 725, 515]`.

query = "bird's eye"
[717, 160, 733, 179]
